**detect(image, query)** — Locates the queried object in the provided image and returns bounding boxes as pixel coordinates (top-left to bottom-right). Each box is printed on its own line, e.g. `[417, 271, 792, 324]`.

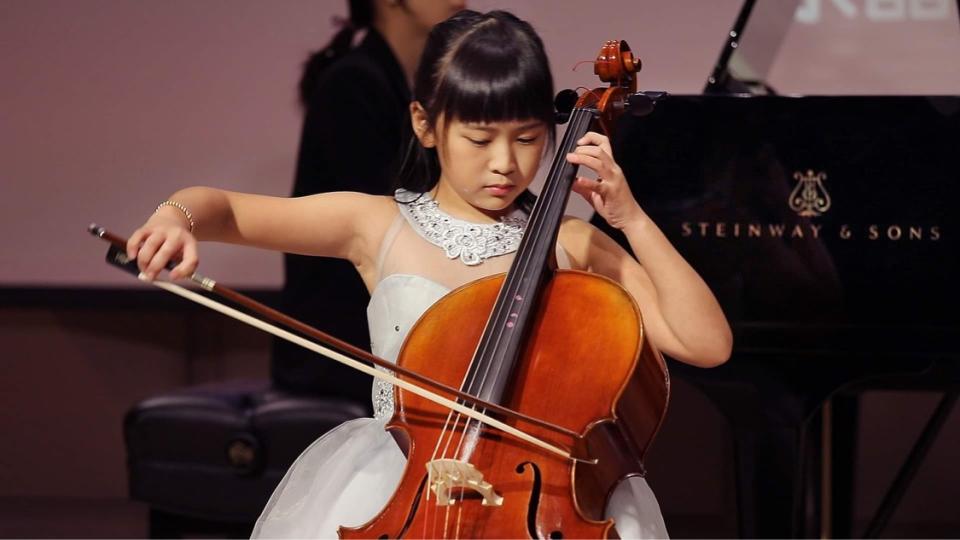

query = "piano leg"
[729, 426, 759, 538]
[672, 362, 807, 538]
[672, 355, 950, 538]
[862, 387, 958, 538]
[828, 394, 860, 538]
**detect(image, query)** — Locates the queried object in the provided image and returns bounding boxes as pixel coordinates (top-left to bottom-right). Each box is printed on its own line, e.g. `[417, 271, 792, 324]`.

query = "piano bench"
[123, 379, 367, 538]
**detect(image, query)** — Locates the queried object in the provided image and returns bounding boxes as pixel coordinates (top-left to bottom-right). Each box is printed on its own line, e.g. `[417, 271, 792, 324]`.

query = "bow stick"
[89, 224, 594, 464]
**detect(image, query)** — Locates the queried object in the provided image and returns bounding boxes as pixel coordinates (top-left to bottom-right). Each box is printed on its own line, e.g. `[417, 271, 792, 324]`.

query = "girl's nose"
[490, 142, 516, 176]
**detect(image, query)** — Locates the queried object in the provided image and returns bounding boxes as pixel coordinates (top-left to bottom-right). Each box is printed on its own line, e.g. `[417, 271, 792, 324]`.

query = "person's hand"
[126, 212, 198, 281]
[566, 131, 643, 230]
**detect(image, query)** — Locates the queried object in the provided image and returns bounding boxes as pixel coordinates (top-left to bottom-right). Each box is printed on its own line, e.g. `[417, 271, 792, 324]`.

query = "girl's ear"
[409, 101, 436, 148]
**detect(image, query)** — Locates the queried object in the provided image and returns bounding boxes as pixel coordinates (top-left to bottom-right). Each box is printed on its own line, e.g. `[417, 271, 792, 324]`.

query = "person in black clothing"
[274, 0, 464, 405]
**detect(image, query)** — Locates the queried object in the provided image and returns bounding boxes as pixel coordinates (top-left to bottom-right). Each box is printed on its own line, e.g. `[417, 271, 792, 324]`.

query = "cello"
[341, 40, 669, 539]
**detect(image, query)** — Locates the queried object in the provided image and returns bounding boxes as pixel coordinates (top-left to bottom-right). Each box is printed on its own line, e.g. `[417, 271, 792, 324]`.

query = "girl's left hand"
[566, 131, 643, 230]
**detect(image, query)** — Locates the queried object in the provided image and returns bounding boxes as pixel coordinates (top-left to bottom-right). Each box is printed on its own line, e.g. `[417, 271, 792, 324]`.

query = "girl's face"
[423, 114, 549, 220]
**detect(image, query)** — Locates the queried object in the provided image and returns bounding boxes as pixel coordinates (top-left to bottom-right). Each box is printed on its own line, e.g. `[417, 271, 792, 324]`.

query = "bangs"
[430, 23, 554, 127]
[397, 10, 555, 197]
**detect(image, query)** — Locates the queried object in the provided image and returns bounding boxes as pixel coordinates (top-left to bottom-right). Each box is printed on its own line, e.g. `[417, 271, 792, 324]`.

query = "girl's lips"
[484, 185, 514, 196]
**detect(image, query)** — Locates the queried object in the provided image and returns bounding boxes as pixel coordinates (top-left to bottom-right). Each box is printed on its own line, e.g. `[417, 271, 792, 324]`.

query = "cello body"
[340, 271, 669, 538]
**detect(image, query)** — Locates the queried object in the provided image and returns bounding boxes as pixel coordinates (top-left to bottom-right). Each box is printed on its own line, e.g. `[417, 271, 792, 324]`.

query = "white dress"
[252, 191, 669, 539]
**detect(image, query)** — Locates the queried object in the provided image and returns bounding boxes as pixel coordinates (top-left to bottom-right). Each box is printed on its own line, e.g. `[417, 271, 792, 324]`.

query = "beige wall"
[0, 302, 270, 498]
[2, 0, 957, 287]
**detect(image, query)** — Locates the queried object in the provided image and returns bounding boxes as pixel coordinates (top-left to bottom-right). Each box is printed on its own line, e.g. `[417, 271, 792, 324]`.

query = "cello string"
[443, 497, 451, 539]
[451, 114, 572, 430]
[444, 108, 590, 478]
[431, 227, 541, 463]
[442, 129, 582, 524]
[451, 107, 593, 458]
[429, 226, 547, 468]
[455, 492, 464, 539]
[412, 135, 593, 494]
[426, 472, 441, 539]
[474, 107, 593, 399]
[430, 112, 591, 534]
[412, 107, 595, 540]
[425, 107, 594, 531]
[427, 310, 505, 521]
[463, 107, 591, 409]
[430, 393, 460, 460]
[430, 333, 489, 466]
[413, 132, 589, 514]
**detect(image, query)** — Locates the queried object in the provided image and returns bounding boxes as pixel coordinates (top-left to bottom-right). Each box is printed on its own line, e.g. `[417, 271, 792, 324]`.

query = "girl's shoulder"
[558, 216, 597, 271]
[348, 192, 400, 211]
[301, 191, 398, 222]
[343, 192, 401, 232]
[297, 191, 399, 248]
[557, 215, 630, 273]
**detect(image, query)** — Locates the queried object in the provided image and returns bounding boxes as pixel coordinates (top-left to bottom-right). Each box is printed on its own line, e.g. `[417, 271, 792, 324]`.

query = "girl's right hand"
[126, 214, 199, 281]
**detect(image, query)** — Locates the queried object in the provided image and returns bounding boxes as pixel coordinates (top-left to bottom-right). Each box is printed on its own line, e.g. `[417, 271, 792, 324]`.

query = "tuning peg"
[627, 91, 668, 117]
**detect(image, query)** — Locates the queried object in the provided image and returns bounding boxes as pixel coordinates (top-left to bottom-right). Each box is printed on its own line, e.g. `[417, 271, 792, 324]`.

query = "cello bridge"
[425, 459, 503, 507]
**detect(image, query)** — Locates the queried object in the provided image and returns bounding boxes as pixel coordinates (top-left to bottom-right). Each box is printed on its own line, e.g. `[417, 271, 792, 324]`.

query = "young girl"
[128, 10, 732, 539]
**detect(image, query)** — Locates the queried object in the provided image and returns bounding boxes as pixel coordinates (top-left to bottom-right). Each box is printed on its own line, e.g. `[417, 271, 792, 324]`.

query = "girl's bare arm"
[128, 187, 392, 281]
[563, 132, 732, 367]
[561, 217, 732, 368]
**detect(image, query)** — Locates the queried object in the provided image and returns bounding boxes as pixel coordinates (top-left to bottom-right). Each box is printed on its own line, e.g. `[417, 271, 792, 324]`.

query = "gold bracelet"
[155, 200, 196, 233]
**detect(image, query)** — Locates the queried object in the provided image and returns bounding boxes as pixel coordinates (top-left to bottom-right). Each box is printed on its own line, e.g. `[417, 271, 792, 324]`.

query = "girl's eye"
[466, 137, 490, 146]
[517, 137, 538, 144]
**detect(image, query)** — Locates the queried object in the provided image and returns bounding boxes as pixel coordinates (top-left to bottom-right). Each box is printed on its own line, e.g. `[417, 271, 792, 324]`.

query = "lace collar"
[395, 189, 527, 266]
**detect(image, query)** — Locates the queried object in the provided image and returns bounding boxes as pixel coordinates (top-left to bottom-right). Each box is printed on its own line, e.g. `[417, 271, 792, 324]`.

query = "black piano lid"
[599, 94, 960, 357]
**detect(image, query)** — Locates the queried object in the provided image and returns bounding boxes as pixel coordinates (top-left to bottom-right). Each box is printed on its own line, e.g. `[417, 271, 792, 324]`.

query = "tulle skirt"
[251, 417, 669, 539]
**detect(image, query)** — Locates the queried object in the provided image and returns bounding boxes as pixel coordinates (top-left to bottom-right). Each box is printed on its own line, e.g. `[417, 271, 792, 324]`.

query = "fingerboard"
[460, 107, 598, 406]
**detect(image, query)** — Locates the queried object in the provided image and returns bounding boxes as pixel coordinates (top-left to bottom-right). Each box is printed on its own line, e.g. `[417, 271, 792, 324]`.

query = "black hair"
[299, 0, 374, 109]
[395, 10, 556, 210]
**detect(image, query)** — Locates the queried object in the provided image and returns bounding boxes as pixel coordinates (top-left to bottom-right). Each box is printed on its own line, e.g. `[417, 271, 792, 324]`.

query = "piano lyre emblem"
[789, 169, 831, 217]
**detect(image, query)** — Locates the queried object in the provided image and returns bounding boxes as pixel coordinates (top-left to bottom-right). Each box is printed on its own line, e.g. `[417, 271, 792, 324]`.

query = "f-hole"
[516, 461, 542, 538]
[391, 474, 429, 539]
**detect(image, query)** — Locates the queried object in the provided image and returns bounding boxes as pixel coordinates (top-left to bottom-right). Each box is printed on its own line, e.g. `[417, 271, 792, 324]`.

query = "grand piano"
[593, 1, 960, 537]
